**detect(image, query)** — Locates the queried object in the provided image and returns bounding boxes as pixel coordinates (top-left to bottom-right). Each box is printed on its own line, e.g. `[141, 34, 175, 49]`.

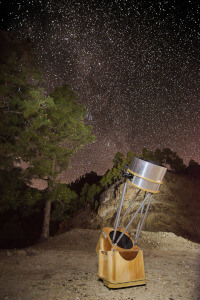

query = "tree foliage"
[50, 183, 78, 222]
[140, 147, 186, 172]
[0, 168, 41, 213]
[100, 150, 135, 189]
[188, 159, 199, 167]
[16, 85, 95, 183]
[0, 35, 43, 170]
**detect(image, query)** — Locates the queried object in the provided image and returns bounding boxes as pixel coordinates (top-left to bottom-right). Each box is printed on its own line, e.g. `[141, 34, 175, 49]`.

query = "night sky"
[1, 0, 199, 183]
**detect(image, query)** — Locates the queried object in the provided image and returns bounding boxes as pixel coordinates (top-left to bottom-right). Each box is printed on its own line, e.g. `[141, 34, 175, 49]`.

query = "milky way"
[1, 0, 200, 182]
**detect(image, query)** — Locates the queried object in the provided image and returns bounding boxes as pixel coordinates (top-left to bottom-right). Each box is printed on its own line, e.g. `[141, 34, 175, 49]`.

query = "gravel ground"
[0, 229, 199, 300]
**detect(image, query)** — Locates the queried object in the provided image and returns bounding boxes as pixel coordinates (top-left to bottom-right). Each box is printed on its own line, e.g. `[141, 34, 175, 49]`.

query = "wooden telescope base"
[96, 227, 146, 289]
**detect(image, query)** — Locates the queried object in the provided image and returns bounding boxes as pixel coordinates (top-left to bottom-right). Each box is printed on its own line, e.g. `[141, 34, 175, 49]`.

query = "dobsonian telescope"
[96, 157, 167, 288]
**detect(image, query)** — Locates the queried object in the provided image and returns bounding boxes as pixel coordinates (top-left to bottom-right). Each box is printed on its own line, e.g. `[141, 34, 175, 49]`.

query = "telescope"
[96, 157, 167, 288]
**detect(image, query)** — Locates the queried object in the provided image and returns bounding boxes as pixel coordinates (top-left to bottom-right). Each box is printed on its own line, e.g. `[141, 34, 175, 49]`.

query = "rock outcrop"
[92, 171, 200, 243]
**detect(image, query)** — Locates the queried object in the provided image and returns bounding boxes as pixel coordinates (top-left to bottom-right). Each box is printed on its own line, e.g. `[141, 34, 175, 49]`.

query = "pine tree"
[0, 32, 95, 239]
[17, 86, 95, 239]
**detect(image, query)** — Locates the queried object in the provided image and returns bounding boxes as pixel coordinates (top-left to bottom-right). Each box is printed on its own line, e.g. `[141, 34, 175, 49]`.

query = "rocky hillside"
[90, 170, 200, 243]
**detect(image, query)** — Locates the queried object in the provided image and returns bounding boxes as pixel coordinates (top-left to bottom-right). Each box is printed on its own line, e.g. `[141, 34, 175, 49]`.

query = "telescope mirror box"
[96, 157, 167, 289]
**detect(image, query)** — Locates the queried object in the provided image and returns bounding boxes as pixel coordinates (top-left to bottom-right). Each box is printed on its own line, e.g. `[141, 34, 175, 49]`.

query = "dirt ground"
[0, 229, 199, 300]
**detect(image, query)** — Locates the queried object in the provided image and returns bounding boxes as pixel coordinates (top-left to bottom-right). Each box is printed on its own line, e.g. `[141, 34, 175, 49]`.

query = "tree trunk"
[40, 198, 51, 240]
[40, 161, 55, 240]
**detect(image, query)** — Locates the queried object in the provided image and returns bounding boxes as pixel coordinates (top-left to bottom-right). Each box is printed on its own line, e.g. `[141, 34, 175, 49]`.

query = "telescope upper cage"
[127, 157, 167, 193]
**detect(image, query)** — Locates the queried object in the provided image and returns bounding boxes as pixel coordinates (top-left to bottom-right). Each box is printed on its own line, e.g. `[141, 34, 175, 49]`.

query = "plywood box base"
[96, 227, 146, 289]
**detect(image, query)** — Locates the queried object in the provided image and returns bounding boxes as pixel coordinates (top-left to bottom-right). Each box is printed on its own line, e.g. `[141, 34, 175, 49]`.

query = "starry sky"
[1, 0, 200, 183]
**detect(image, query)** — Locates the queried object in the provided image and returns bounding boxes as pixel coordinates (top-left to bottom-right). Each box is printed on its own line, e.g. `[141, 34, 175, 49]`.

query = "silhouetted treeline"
[69, 171, 102, 194]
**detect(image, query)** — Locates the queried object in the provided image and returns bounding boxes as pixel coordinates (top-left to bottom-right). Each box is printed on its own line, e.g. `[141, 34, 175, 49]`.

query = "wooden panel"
[114, 250, 145, 283]
[98, 251, 108, 279]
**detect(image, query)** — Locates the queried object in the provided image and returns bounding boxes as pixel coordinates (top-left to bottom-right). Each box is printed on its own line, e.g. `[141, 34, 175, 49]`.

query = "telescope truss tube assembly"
[96, 157, 167, 289]
[113, 157, 167, 246]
